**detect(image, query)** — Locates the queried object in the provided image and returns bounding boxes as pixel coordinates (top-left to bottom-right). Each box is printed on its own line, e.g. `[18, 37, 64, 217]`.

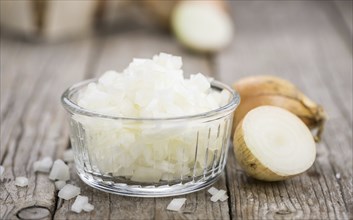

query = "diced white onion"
[49, 159, 70, 181]
[83, 203, 94, 212]
[55, 180, 66, 190]
[74, 53, 232, 180]
[71, 195, 88, 213]
[219, 195, 229, 202]
[210, 189, 226, 202]
[58, 184, 80, 200]
[15, 176, 28, 187]
[63, 149, 74, 162]
[33, 157, 53, 173]
[131, 167, 162, 183]
[207, 187, 219, 195]
[167, 198, 187, 212]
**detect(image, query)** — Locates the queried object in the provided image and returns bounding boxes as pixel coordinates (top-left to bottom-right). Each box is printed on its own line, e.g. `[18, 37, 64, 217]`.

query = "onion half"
[233, 106, 316, 181]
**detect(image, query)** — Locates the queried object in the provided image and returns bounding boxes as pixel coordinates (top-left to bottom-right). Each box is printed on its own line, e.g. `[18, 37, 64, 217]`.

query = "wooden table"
[1, 1, 352, 219]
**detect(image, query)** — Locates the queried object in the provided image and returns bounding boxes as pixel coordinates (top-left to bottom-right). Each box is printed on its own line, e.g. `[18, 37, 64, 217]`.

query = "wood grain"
[0, 38, 93, 219]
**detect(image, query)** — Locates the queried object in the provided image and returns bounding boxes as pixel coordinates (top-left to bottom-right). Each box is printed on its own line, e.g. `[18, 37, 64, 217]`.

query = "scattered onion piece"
[15, 177, 28, 187]
[167, 198, 187, 212]
[219, 195, 229, 202]
[210, 189, 226, 202]
[0, 165, 4, 177]
[49, 159, 70, 181]
[55, 180, 66, 190]
[33, 157, 53, 173]
[83, 203, 94, 212]
[71, 195, 88, 213]
[207, 187, 218, 195]
[63, 149, 74, 162]
[58, 184, 80, 200]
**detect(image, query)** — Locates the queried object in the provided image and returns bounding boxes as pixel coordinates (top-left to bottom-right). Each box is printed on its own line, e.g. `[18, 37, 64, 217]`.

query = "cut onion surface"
[234, 106, 316, 181]
[207, 187, 218, 196]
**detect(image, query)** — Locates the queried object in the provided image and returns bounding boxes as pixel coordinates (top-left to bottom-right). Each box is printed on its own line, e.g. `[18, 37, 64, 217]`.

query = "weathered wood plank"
[53, 30, 230, 220]
[0, 37, 93, 219]
[334, 0, 353, 36]
[216, 1, 352, 219]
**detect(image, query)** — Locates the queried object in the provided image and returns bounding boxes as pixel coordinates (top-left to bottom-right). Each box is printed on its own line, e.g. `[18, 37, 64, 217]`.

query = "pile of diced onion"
[78, 53, 229, 118]
[75, 53, 231, 182]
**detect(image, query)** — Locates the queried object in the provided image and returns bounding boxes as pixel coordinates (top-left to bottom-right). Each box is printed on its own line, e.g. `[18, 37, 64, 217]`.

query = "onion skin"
[234, 120, 296, 181]
[232, 75, 326, 141]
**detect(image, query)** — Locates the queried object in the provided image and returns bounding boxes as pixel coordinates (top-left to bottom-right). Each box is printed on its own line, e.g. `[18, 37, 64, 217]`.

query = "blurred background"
[1, 0, 351, 117]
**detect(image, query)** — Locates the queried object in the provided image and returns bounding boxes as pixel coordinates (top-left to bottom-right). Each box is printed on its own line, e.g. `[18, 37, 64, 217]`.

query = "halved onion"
[234, 106, 316, 181]
[210, 189, 226, 202]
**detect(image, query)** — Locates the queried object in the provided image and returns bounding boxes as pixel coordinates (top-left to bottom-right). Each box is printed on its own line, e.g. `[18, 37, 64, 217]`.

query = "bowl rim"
[61, 78, 240, 122]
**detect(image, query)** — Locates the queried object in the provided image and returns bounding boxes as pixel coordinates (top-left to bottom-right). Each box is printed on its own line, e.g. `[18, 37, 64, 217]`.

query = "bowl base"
[77, 170, 222, 197]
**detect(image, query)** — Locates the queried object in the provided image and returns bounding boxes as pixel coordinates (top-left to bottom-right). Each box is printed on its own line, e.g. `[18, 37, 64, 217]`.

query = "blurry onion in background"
[0, 0, 98, 40]
[0, 0, 234, 53]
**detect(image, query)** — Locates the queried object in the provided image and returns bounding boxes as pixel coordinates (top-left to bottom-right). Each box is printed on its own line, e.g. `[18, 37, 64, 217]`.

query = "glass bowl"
[61, 79, 240, 197]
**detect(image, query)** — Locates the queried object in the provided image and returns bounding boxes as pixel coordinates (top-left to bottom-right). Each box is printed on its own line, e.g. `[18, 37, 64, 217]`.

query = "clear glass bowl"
[61, 79, 240, 197]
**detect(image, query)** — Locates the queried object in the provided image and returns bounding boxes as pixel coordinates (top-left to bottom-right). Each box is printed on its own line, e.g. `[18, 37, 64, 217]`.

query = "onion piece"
[210, 190, 226, 202]
[234, 106, 316, 181]
[131, 167, 162, 183]
[58, 184, 80, 200]
[0, 165, 4, 176]
[83, 203, 94, 212]
[33, 157, 53, 173]
[71, 195, 88, 213]
[63, 149, 74, 162]
[207, 187, 219, 195]
[219, 195, 229, 202]
[167, 198, 187, 212]
[55, 180, 66, 190]
[49, 159, 70, 181]
[15, 176, 28, 187]
[172, 1, 233, 52]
